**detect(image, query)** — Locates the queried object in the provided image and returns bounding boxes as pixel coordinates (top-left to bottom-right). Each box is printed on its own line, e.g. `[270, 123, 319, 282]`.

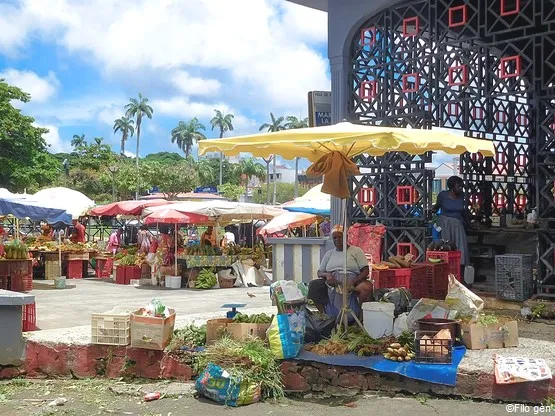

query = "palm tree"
[259, 112, 285, 133]
[240, 158, 266, 199]
[113, 116, 135, 156]
[171, 118, 206, 158]
[210, 110, 235, 186]
[71, 134, 87, 149]
[259, 113, 285, 204]
[284, 116, 309, 198]
[284, 116, 309, 130]
[125, 93, 153, 199]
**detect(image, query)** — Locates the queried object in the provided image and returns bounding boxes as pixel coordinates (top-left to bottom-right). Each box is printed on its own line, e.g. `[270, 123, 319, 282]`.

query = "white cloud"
[34, 123, 71, 153]
[4, 0, 329, 115]
[170, 70, 221, 97]
[0, 68, 59, 102]
[152, 96, 231, 119]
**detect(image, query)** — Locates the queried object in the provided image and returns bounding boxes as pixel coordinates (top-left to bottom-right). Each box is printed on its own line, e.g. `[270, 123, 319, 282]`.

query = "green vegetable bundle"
[168, 324, 207, 351]
[233, 313, 273, 324]
[196, 268, 217, 289]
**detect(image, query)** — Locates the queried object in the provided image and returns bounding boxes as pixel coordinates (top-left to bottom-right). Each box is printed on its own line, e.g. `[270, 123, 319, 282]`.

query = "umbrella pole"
[174, 223, 178, 276]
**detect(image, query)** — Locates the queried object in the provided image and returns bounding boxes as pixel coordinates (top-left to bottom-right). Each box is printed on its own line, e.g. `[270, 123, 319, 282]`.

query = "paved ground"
[0, 379, 533, 416]
[30, 279, 272, 330]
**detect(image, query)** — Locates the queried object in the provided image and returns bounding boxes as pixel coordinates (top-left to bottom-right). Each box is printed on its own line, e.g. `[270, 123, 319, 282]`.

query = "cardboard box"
[460, 319, 518, 350]
[130, 309, 176, 350]
[206, 318, 270, 344]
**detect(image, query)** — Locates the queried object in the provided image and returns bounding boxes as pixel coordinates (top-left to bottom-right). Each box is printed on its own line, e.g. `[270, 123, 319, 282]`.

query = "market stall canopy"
[258, 211, 319, 236]
[198, 121, 497, 162]
[0, 197, 72, 224]
[143, 208, 209, 225]
[144, 200, 283, 224]
[89, 199, 169, 217]
[282, 184, 330, 215]
[33, 187, 95, 219]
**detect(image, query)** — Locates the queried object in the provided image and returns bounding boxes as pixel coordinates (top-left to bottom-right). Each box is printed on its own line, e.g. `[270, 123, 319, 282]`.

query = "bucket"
[416, 318, 459, 342]
[362, 302, 395, 338]
[166, 276, 181, 289]
[54, 276, 66, 289]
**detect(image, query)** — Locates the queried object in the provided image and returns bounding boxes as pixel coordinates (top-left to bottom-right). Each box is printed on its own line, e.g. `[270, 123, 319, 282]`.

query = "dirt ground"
[0, 379, 527, 416]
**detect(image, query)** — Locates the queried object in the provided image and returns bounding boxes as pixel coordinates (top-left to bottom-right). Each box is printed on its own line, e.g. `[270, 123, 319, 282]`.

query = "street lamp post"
[108, 165, 119, 202]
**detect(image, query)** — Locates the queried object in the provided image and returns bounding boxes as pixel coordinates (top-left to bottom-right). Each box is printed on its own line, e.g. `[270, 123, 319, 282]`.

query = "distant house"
[431, 162, 459, 193]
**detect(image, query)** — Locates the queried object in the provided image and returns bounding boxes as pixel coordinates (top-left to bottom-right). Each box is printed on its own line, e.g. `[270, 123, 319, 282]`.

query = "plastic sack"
[270, 280, 308, 304]
[406, 298, 459, 331]
[444, 275, 483, 319]
[304, 307, 336, 344]
[268, 311, 306, 359]
[195, 363, 261, 407]
[373, 288, 412, 317]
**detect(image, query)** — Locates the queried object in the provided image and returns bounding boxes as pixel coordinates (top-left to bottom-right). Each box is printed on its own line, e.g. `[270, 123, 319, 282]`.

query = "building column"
[330, 55, 350, 227]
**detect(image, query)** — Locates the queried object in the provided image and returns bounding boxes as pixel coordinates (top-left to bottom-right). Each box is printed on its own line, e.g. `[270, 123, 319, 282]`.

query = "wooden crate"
[130, 309, 176, 350]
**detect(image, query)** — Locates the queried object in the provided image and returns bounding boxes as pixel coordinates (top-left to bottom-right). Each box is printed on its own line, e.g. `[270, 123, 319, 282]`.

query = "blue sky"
[0, 0, 330, 168]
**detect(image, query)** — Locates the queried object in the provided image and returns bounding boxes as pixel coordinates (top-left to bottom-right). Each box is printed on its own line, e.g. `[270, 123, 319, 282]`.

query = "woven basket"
[218, 276, 236, 288]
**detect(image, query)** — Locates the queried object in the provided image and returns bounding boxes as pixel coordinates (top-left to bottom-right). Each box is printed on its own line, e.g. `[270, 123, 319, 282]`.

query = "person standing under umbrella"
[433, 176, 471, 277]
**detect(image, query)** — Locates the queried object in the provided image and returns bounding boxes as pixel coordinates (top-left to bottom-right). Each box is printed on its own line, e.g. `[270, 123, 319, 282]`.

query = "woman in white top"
[307, 225, 372, 320]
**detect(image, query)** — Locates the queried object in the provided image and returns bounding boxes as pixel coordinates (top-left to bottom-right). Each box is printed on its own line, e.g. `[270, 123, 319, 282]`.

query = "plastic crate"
[91, 312, 131, 346]
[10, 271, 33, 292]
[414, 330, 453, 364]
[411, 262, 448, 299]
[426, 251, 461, 281]
[22, 303, 37, 332]
[45, 259, 61, 280]
[67, 259, 83, 279]
[495, 254, 533, 301]
[95, 258, 113, 278]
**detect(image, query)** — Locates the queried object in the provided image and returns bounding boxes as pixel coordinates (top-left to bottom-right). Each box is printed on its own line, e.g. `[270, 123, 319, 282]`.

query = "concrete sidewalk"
[30, 278, 272, 329]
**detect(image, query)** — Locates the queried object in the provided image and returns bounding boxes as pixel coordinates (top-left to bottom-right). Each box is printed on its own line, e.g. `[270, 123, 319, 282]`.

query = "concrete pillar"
[329, 55, 351, 228]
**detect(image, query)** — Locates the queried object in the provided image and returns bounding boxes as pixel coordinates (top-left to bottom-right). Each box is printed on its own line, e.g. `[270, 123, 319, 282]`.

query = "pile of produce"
[195, 337, 284, 400]
[383, 342, 415, 362]
[168, 324, 207, 351]
[233, 313, 273, 324]
[184, 245, 223, 256]
[305, 327, 396, 357]
[372, 254, 413, 270]
[195, 268, 217, 289]
[2, 240, 29, 259]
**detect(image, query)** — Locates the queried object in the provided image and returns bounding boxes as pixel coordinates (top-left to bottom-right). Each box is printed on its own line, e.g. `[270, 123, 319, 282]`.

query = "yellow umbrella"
[198, 121, 496, 162]
[199, 121, 495, 330]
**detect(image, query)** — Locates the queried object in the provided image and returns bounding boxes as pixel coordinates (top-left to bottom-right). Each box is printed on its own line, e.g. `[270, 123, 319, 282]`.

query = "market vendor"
[433, 175, 470, 274]
[201, 226, 216, 247]
[107, 228, 123, 254]
[307, 225, 372, 320]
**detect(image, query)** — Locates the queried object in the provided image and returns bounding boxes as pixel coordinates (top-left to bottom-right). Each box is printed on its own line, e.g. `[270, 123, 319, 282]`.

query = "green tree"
[145, 161, 200, 200]
[0, 79, 53, 191]
[259, 112, 285, 133]
[218, 183, 244, 202]
[284, 116, 309, 129]
[143, 152, 184, 164]
[113, 116, 135, 156]
[239, 158, 266, 198]
[210, 109, 235, 186]
[171, 118, 206, 158]
[125, 92, 153, 198]
[252, 183, 308, 205]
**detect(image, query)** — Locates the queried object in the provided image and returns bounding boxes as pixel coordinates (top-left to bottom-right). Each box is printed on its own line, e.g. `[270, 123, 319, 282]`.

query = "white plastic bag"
[444, 274, 484, 319]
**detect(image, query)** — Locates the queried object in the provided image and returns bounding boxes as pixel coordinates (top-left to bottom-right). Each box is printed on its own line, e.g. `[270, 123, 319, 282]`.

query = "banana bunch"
[195, 268, 217, 289]
[233, 312, 273, 324]
[382, 342, 415, 362]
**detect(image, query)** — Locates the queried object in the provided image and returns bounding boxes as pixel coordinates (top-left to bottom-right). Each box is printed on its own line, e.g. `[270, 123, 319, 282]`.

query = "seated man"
[307, 225, 373, 319]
